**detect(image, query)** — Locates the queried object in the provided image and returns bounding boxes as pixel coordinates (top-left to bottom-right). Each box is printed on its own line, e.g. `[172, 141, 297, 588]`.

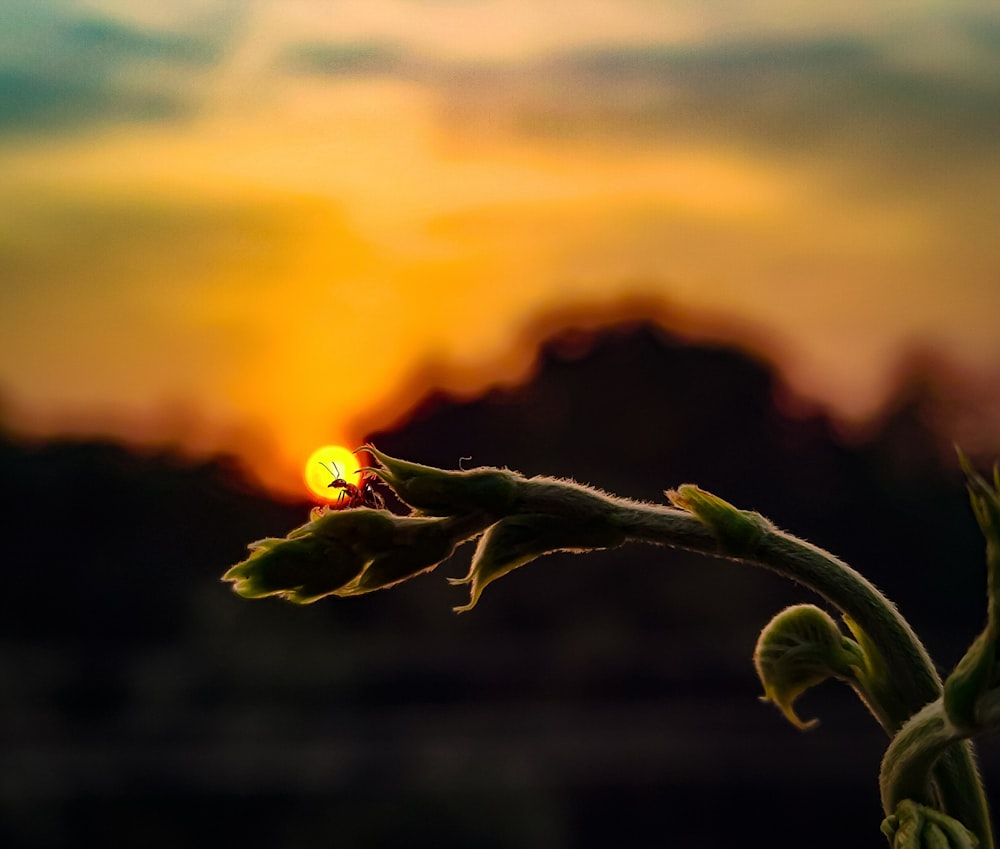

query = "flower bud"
[449, 513, 625, 612]
[881, 800, 979, 849]
[754, 603, 866, 730]
[223, 507, 488, 603]
[223, 533, 367, 604]
[666, 485, 772, 555]
[364, 445, 520, 517]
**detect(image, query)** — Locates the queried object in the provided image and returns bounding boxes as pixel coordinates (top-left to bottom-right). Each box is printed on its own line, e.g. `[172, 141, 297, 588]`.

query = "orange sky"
[2, 1, 1000, 496]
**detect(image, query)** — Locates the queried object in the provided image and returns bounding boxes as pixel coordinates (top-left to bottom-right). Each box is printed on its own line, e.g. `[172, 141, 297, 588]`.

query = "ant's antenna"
[319, 461, 341, 483]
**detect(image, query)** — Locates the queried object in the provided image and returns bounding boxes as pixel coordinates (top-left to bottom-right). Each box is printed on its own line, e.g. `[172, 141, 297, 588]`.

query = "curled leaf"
[753, 603, 865, 730]
[364, 445, 520, 517]
[449, 513, 625, 612]
[666, 485, 772, 555]
[882, 800, 979, 849]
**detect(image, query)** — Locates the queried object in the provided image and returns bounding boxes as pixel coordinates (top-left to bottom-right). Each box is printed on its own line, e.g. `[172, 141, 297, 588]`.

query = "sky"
[2, 0, 1000, 496]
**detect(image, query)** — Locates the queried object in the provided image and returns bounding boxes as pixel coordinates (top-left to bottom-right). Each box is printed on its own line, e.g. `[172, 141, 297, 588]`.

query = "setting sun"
[303, 444, 364, 503]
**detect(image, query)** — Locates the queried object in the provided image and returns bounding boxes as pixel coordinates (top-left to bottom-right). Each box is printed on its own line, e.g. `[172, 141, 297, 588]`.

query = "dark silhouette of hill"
[0, 322, 994, 849]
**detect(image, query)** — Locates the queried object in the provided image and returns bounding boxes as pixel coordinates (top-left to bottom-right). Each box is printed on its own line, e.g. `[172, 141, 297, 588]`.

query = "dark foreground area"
[2, 323, 997, 847]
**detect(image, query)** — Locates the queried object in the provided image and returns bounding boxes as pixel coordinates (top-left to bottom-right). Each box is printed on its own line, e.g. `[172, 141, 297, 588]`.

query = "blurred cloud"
[1, 0, 999, 495]
[0, 0, 227, 134]
[280, 40, 408, 77]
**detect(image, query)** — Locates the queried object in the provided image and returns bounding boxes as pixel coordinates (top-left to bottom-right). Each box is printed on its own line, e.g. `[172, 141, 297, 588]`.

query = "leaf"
[753, 603, 865, 730]
[347, 520, 466, 594]
[449, 513, 625, 612]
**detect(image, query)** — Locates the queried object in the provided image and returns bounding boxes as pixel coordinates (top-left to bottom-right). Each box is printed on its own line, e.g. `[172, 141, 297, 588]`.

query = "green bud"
[753, 603, 866, 730]
[944, 629, 997, 733]
[364, 445, 520, 517]
[666, 485, 772, 555]
[449, 513, 626, 612]
[222, 532, 367, 604]
[960, 455, 1000, 611]
[882, 800, 979, 849]
[944, 457, 1000, 733]
[223, 508, 480, 604]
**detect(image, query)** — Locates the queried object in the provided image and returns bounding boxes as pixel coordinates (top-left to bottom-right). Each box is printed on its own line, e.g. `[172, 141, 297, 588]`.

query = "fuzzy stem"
[610, 501, 942, 720]
[515, 483, 992, 846]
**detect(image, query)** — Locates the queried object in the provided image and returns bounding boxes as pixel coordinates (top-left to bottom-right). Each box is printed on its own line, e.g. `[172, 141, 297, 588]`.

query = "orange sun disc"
[304, 444, 365, 503]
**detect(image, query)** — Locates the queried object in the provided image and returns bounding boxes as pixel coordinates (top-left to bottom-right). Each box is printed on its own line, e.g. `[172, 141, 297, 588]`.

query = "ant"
[318, 460, 385, 510]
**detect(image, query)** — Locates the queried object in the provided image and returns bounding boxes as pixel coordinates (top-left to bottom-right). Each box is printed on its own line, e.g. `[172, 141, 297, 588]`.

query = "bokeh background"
[3, 1, 1000, 846]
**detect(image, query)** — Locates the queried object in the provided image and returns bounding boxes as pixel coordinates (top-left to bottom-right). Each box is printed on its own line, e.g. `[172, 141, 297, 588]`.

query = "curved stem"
[517, 489, 993, 847]
[518, 485, 939, 727]
[611, 501, 940, 727]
